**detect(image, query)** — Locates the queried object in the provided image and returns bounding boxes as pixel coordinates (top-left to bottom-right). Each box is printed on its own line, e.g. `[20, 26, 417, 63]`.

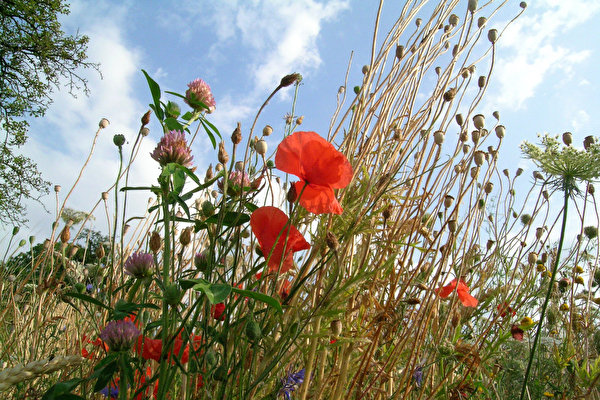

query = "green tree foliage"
[0, 0, 99, 225]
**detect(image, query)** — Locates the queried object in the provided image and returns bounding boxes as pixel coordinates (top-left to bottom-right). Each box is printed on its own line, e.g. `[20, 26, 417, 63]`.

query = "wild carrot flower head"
[436, 278, 478, 307]
[521, 134, 600, 196]
[100, 319, 140, 352]
[275, 131, 353, 214]
[185, 78, 216, 113]
[250, 206, 311, 273]
[151, 130, 193, 168]
[124, 252, 154, 280]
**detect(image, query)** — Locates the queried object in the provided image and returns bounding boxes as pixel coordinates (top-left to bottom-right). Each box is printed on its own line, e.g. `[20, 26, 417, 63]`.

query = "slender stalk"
[519, 189, 570, 400]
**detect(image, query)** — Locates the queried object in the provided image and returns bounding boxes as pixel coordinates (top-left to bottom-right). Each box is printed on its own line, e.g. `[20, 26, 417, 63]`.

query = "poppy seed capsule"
[54, 185, 61, 193]
[448, 219, 457, 233]
[443, 88, 457, 102]
[470, 167, 479, 179]
[235, 161, 244, 172]
[461, 68, 469, 78]
[478, 76, 486, 88]
[113, 134, 126, 147]
[455, 114, 464, 126]
[444, 195, 454, 208]
[484, 182, 494, 194]
[263, 125, 273, 136]
[533, 171, 544, 180]
[416, 18, 422, 27]
[180, 227, 192, 247]
[396, 45, 404, 59]
[60, 225, 70, 244]
[516, 168, 524, 177]
[434, 130, 445, 145]
[562, 131, 573, 146]
[588, 184, 595, 195]
[435, 66, 442, 75]
[495, 125, 506, 139]
[474, 151, 486, 166]
[255, 140, 268, 156]
[583, 135, 595, 150]
[488, 29, 498, 43]
[473, 114, 485, 129]
[101, 191, 109, 200]
[150, 231, 162, 253]
[542, 190, 549, 200]
[536, 227, 544, 239]
[296, 116, 304, 125]
[362, 65, 370, 75]
[468, 0, 478, 12]
[463, 144, 471, 154]
[477, 17, 487, 28]
[449, 14, 459, 26]
[528, 252, 538, 265]
[95, 243, 105, 259]
[471, 130, 480, 144]
[453, 45, 460, 57]
[99, 118, 110, 129]
[330, 320, 343, 336]
[140, 127, 150, 137]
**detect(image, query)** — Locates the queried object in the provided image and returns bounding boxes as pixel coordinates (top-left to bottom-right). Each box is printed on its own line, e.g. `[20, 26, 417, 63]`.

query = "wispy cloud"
[488, 0, 599, 110]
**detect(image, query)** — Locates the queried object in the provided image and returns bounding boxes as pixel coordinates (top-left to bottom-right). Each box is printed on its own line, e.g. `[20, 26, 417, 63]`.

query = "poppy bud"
[141, 110, 152, 126]
[99, 118, 110, 129]
[287, 184, 298, 204]
[231, 122, 242, 145]
[520, 1, 527, 8]
[150, 231, 162, 253]
[584, 135, 595, 150]
[435, 66, 442, 75]
[443, 88, 457, 102]
[214, 365, 228, 382]
[542, 190, 549, 200]
[515, 168, 523, 176]
[263, 125, 273, 136]
[415, 18, 422, 27]
[60, 225, 71, 244]
[180, 227, 192, 247]
[245, 316, 262, 341]
[296, 116, 304, 125]
[95, 243, 105, 259]
[218, 141, 229, 164]
[113, 134, 126, 147]
[280, 73, 302, 87]
[255, 140, 268, 156]
[326, 231, 339, 251]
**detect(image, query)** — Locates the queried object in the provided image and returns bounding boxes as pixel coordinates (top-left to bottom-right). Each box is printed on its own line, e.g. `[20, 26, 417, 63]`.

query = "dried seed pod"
[416, 18, 422, 27]
[562, 132, 573, 146]
[488, 29, 498, 43]
[444, 195, 454, 208]
[205, 164, 214, 182]
[468, 65, 476, 74]
[180, 227, 192, 247]
[461, 68, 469, 78]
[362, 65, 370, 75]
[435, 66, 442, 75]
[477, 17, 487, 28]
[515, 168, 523, 177]
[95, 243, 105, 259]
[460, 132, 469, 142]
[495, 125, 506, 139]
[141, 110, 152, 126]
[528, 252, 538, 265]
[99, 118, 110, 129]
[263, 125, 273, 136]
[296, 116, 304, 125]
[533, 171, 544, 180]
[449, 14, 459, 26]
[478, 76, 486, 88]
[474, 151, 486, 166]
[140, 127, 150, 137]
[470, 166, 479, 179]
[448, 219, 458, 233]
[255, 140, 268, 156]
[584, 135, 595, 150]
[455, 114, 464, 126]
[326, 231, 339, 251]
[486, 240, 495, 251]
[484, 182, 494, 194]
[60, 225, 71, 244]
[231, 122, 242, 145]
[443, 88, 457, 102]
[330, 320, 343, 336]
[434, 130, 445, 145]
[453, 44, 460, 57]
[468, 0, 478, 12]
[215, 163, 223, 172]
[493, 111, 500, 120]
[471, 130, 480, 144]
[463, 144, 471, 154]
[101, 191, 109, 200]
[218, 141, 229, 164]
[536, 227, 544, 239]
[520, 2, 527, 8]
[235, 161, 244, 172]
[150, 231, 162, 253]
[396, 45, 404, 59]
[473, 114, 485, 129]
[588, 184, 595, 195]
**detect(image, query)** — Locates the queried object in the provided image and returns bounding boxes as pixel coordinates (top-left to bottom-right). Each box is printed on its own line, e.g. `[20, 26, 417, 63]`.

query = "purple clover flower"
[279, 368, 306, 400]
[123, 251, 154, 280]
[185, 78, 216, 113]
[99, 319, 140, 352]
[413, 365, 423, 388]
[151, 130, 193, 168]
[217, 171, 251, 196]
[194, 251, 209, 272]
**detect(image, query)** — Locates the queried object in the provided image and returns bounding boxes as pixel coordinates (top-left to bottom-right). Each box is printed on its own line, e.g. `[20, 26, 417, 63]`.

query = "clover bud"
[99, 320, 140, 352]
[468, 0, 478, 12]
[477, 17, 487, 28]
[455, 114, 464, 126]
[396, 45, 404, 59]
[99, 118, 110, 129]
[326, 231, 339, 251]
[495, 125, 506, 139]
[263, 125, 273, 137]
[562, 131, 573, 146]
[231, 122, 242, 145]
[433, 130, 445, 145]
[330, 319, 343, 336]
[194, 252, 210, 273]
[218, 141, 229, 164]
[255, 140, 268, 156]
[141, 110, 152, 126]
[54, 185, 61, 193]
[113, 134, 126, 147]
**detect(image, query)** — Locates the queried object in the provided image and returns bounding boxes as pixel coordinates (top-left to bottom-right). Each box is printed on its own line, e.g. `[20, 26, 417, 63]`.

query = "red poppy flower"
[134, 333, 202, 364]
[436, 278, 478, 307]
[275, 131, 353, 214]
[250, 206, 311, 273]
[211, 303, 226, 321]
[511, 324, 524, 341]
[497, 302, 516, 318]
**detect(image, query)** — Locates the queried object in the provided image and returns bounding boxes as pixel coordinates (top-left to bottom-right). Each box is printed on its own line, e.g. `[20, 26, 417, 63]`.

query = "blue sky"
[4, 0, 600, 245]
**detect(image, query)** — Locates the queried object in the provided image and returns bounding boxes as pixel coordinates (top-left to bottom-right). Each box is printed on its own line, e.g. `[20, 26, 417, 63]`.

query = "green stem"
[118, 355, 128, 400]
[519, 189, 570, 400]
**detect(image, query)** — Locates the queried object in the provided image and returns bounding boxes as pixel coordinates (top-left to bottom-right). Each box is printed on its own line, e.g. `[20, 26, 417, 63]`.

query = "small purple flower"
[279, 368, 306, 399]
[151, 130, 193, 168]
[194, 251, 209, 272]
[185, 78, 216, 113]
[124, 252, 154, 280]
[218, 171, 252, 196]
[99, 382, 118, 398]
[86, 283, 94, 293]
[99, 319, 140, 352]
[412, 365, 423, 388]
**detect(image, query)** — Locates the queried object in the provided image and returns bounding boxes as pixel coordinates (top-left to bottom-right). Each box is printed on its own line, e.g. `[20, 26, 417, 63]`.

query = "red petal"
[250, 206, 310, 273]
[436, 279, 458, 298]
[457, 289, 478, 307]
[294, 181, 344, 215]
[276, 131, 352, 188]
[511, 324, 524, 341]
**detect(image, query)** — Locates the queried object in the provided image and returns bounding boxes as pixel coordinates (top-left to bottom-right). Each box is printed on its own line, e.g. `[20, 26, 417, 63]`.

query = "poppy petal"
[436, 279, 458, 298]
[294, 181, 344, 215]
[250, 206, 310, 273]
[457, 289, 478, 307]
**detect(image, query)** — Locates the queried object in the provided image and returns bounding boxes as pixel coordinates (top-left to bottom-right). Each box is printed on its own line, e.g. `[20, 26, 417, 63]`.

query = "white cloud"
[571, 110, 590, 132]
[487, 0, 599, 110]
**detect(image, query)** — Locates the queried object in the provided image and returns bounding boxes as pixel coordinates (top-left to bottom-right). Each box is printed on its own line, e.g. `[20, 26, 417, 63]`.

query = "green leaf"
[142, 70, 164, 120]
[231, 288, 283, 314]
[42, 378, 83, 400]
[165, 117, 184, 132]
[112, 301, 160, 321]
[204, 212, 250, 227]
[180, 278, 231, 304]
[200, 118, 221, 149]
[55, 395, 86, 400]
[63, 292, 110, 310]
[244, 203, 259, 213]
[93, 360, 119, 392]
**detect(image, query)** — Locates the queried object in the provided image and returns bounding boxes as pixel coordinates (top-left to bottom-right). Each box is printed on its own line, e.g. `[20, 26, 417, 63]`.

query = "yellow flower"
[575, 265, 584, 274]
[560, 303, 569, 311]
[575, 276, 585, 285]
[543, 392, 554, 397]
[521, 316, 534, 328]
